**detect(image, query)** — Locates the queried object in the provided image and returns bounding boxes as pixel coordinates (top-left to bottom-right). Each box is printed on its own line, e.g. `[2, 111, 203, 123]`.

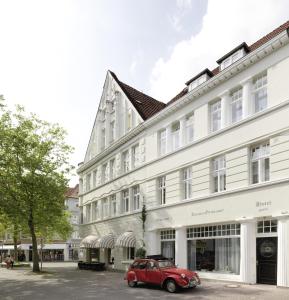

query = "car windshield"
[158, 260, 175, 268]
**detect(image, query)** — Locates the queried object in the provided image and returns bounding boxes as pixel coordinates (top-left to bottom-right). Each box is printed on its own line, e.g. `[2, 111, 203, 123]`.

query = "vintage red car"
[125, 256, 200, 293]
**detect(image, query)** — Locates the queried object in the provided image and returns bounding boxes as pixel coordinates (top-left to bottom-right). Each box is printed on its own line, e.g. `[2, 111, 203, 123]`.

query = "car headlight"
[180, 273, 186, 279]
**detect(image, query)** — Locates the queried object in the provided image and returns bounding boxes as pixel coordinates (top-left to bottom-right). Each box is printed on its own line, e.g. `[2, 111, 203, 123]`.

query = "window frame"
[159, 129, 167, 156]
[131, 144, 140, 169]
[158, 176, 166, 205]
[251, 141, 270, 184]
[212, 156, 226, 193]
[183, 167, 192, 200]
[122, 189, 130, 213]
[122, 150, 130, 173]
[231, 87, 243, 123]
[210, 100, 222, 132]
[253, 73, 267, 113]
[171, 121, 180, 151]
[132, 185, 140, 211]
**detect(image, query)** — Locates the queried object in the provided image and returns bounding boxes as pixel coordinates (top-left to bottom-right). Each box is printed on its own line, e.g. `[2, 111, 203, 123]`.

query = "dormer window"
[217, 43, 249, 71]
[186, 69, 213, 92]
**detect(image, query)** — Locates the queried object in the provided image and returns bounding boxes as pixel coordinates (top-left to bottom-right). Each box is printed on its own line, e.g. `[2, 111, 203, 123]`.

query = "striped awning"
[98, 234, 115, 249]
[80, 235, 100, 248]
[115, 231, 136, 248]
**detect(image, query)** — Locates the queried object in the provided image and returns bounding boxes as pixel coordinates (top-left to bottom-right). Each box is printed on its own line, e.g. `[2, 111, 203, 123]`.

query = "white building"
[78, 21, 289, 286]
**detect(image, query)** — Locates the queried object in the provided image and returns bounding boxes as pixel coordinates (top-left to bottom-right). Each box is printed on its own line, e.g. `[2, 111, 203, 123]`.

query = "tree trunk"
[28, 212, 40, 272]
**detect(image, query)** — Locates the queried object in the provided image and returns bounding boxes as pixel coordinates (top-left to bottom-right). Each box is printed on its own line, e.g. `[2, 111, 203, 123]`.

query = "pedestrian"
[10, 256, 14, 269]
[5, 255, 11, 269]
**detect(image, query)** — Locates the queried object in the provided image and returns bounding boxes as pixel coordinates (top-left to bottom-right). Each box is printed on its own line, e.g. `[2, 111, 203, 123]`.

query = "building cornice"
[78, 30, 289, 174]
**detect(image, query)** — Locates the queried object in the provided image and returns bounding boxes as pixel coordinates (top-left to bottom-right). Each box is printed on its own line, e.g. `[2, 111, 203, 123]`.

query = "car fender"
[162, 275, 187, 288]
[126, 271, 137, 282]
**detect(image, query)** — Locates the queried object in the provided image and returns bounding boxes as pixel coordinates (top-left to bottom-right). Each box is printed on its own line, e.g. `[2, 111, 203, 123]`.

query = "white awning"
[0, 245, 20, 250]
[98, 234, 115, 249]
[39, 244, 67, 250]
[80, 235, 100, 248]
[115, 231, 136, 248]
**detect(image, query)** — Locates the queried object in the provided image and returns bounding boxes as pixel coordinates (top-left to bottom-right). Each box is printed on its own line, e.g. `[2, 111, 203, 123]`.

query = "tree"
[0, 103, 74, 272]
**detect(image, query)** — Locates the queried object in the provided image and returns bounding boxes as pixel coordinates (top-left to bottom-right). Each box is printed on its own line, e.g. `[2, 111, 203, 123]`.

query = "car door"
[145, 261, 163, 285]
[134, 260, 147, 282]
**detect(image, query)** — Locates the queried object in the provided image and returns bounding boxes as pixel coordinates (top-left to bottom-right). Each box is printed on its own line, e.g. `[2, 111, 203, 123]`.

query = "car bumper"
[182, 279, 201, 288]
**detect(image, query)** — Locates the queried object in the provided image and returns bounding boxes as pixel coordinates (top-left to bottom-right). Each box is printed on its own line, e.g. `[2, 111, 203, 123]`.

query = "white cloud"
[150, 0, 289, 102]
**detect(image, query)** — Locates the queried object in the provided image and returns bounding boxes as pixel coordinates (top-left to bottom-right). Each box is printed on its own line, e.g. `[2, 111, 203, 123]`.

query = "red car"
[125, 257, 200, 293]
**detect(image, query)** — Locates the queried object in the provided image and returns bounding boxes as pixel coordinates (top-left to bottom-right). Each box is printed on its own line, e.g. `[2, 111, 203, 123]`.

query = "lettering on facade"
[256, 200, 272, 212]
[191, 209, 224, 217]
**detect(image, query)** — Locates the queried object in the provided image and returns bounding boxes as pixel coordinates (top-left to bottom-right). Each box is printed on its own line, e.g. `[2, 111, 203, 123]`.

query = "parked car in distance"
[125, 256, 200, 293]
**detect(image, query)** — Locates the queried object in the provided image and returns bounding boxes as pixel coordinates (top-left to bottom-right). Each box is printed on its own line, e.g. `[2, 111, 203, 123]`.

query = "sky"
[0, 0, 289, 186]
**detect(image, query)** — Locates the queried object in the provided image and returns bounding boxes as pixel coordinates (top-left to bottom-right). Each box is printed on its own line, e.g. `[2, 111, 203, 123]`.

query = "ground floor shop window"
[187, 238, 240, 274]
[126, 247, 135, 260]
[161, 241, 175, 261]
[90, 248, 100, 262]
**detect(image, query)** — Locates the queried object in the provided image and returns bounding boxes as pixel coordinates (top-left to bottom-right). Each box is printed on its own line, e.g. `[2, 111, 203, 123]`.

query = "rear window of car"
[132, 261, 147, 269]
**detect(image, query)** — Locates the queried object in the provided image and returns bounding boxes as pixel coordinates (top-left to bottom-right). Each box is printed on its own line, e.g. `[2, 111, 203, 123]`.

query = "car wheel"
[128, 280, 137, 287]
[165, 279, 178, 293]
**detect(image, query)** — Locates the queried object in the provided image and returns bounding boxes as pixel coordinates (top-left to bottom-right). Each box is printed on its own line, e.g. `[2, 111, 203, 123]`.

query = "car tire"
[128, 280, 137, 287]
[165, 279, 178, 293]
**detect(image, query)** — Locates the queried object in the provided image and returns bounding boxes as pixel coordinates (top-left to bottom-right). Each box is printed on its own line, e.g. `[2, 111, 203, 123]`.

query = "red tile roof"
[66, 184, 79, 198]
[167, 20, 289, 106]
[109, 71, 166, 120]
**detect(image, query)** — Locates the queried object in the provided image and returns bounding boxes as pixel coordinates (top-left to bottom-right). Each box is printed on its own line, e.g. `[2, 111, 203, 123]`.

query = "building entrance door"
[256, 237, 277, 285]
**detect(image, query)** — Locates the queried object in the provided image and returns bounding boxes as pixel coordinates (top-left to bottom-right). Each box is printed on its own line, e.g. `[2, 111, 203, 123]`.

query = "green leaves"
[0, 102, 74, 271]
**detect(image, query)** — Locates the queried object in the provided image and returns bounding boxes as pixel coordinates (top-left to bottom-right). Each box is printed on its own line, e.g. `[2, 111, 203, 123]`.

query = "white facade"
[78, 24, 289, 285]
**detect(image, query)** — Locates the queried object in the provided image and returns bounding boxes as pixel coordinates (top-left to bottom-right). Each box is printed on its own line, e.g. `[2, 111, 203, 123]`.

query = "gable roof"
[167, 20, 289, 106]
[66, 184, 79, 198]
[109, 71, 166, 120]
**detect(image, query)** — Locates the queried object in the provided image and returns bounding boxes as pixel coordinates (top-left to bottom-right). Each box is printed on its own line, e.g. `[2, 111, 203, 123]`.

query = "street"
[0, 262, 288, 300]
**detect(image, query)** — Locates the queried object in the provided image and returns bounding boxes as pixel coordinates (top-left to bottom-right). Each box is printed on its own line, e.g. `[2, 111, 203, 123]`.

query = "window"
[160, 230, 175, 261]
[212, 156, 226, 192]
[122, 189, 129, 213]
[183, 167, 192, 199]
[251, 142, 270, 184]
[110, 100, 115, 113]
[132, 185, 140, 211]
[220, 48, 245, 70]
[110, 159, 115, 180]
[185, 114, 194, 143]
[188, 74, 208, 92]
[86, 173, 91, 192]
[110, 121, 115, 143]
[210, 100, 221, 132]
[101, 128, 106, 150]
[102, 198, 109, 218]
[126, 247, 135, 260]
[122, 150, 130, 173]
[131, 144, 140, 169]
[187, 224, 240, 274]
[102, 163, 108, 184]
[171, 122, 180, 151]
[158, 176, 166, 205]
[159, 129, 167, 156]
[231, 88, 243, 123]
[93, 201, 100, 220]
[110, 195, 117, 216]
[127, 109, 132, 131]
[254, 74, 267, 113]
[92, 170, 97, 188]
[86, 204, 91, 223]
[257, 219, 277, 234]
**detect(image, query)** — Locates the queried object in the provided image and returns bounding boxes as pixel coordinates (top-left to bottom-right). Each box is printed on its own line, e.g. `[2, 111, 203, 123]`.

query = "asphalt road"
[0, 262, 288, 300]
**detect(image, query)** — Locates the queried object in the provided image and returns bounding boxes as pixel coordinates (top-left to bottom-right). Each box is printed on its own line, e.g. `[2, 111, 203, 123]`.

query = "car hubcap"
[167, 281, 176, 292]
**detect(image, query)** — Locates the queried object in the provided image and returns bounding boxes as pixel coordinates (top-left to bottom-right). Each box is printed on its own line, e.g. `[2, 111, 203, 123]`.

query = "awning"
[98, 234, 115, 249]
[115, 231, 136, 248]
[0, 245, 21, 250]
[80, 235, 100, 248]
